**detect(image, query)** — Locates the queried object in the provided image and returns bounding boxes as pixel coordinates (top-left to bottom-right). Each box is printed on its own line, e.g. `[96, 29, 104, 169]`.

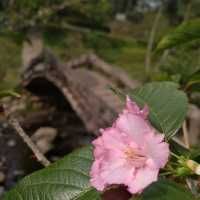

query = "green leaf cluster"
[157, 18, 200, 52]
[3, 82, 194, 200]
[128, 82, 188, 139]
[3, 146, 101, 200]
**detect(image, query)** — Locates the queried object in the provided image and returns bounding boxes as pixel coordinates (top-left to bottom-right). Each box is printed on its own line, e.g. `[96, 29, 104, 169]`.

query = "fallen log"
[22, 48, 140, 134]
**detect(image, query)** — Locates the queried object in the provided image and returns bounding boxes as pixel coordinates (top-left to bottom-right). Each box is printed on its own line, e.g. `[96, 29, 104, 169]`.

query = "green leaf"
[130, 179, 196, 200]
[3, 146, 101, 200]
[170, 139, 189, 157]
[129, 82, 188, 139]
[185, 69, 200, 92]
[0, 90, 21, 99]
[156, 19, 200, 52]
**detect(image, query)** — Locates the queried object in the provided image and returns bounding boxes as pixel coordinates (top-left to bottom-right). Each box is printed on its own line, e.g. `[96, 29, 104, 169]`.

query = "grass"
[44, 29, 148, 80]
[0, 37, 21, 90]
[0, 11, 190, 91]
[75, 31, 147, 79]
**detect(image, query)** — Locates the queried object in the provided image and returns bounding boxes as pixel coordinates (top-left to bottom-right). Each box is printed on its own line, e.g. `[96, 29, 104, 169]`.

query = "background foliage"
[1, 0, 200, 199]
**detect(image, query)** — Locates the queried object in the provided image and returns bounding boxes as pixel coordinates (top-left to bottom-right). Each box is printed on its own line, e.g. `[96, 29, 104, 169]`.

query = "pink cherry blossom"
[90, 96, 169, 194]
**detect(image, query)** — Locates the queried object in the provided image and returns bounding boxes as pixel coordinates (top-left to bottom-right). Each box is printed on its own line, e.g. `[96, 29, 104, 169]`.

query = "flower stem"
[160, 171, 173, 176]
[170, 152, 180, 159]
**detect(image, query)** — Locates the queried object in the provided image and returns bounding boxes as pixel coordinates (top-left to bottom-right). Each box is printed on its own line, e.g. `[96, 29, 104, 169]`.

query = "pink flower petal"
[126, 96, 140, 114]
[126, 96, 149, 119]
[90, 97, 169, 194]
[90, 158, 106, 191]
[101, 159, 135, 185]
[127, 167, 159, 194]
[143, 133, 169, 168]
[114, 112, 152, 145]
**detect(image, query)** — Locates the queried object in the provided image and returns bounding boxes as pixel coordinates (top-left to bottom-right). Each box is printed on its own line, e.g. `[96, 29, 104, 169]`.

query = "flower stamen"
[124, 148, 147, 167]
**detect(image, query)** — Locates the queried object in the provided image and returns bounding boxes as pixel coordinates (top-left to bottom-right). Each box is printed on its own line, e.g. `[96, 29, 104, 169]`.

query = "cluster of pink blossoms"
[90, 96, 169, 194]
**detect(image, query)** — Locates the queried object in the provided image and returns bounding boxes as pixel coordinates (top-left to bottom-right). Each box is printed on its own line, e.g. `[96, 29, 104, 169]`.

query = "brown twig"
[183, 120, 190, 149]
[181, 120, 197, 195]
[7, 114, 50, 167]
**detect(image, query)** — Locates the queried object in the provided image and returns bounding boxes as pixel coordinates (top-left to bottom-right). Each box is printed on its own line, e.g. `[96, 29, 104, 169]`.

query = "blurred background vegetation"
[1, 0, 200, 91]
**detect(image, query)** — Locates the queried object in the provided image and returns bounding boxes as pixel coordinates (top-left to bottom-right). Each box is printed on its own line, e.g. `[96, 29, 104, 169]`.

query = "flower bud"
[186, 160, 200, 175]
[176, 167, 192, 177]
